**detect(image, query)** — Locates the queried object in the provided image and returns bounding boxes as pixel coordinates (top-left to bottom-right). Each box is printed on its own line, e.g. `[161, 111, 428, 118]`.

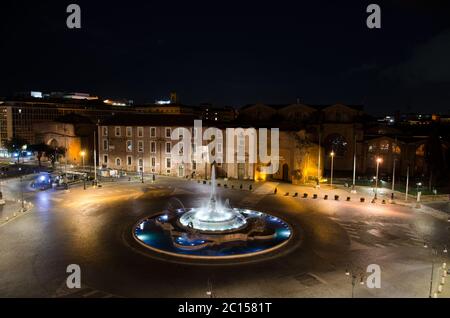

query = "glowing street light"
[80, 150, 86, 170]
[21, 144, 27, 164]
[330, 151, 335, 188]
[374, 157, 382, 199]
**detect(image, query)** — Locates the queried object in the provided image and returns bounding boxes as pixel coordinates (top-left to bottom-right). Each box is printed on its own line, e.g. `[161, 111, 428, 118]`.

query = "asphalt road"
[0, 176, 449, 298]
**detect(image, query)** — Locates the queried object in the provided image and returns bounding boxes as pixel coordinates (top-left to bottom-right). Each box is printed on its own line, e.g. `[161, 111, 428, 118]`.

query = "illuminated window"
[102, 126, 108, 136]
[116, 158, 121, 166]
[325, 134, 348, 157]
[165, 128, 171, 138]
[126, 140, 132, 152]
[380, 140, 390, 152]
[166, 142, 171, 154]
[150, 141, 156, 153]
[416, 144, 425, 157]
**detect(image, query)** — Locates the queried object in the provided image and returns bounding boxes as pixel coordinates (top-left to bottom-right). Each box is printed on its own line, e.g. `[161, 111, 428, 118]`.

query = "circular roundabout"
[132, 166, 294, 260]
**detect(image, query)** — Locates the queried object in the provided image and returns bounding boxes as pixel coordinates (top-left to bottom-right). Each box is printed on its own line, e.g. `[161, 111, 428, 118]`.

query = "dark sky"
[1, 0, 450, 115]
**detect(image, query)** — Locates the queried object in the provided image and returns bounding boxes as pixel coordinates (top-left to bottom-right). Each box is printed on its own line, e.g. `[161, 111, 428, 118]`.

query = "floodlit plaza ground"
[0, 174, 449, 298]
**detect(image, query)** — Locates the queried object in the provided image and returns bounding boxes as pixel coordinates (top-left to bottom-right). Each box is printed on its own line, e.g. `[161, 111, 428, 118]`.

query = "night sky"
[1, 0, 450, 115]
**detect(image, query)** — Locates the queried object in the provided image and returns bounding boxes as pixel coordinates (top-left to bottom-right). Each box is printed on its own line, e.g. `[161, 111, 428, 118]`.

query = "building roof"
[239, 103, 364, 112]
[100, 114, 200, 126]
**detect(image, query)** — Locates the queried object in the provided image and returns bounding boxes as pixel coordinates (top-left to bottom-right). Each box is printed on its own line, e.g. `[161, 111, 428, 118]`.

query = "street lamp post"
[345, 267, 365, 298]
[20, 175, 24, 212]
[93, 130, 97, 186]
[330, 151, 335, 189]
[392, 158, 396, 192]
[80, 151, 86, 171]
[375, 157, 382, 199]
[405, 165, 410, 201]
[21, 145, 27, 164]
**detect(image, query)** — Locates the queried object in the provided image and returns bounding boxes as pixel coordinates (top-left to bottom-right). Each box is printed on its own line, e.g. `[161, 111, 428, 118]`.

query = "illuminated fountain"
[178, 166, 247, 232]
[134, 165, 292, 259]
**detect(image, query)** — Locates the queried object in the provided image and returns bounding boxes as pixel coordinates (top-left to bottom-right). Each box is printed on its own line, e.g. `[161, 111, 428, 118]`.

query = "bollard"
[203, 181, 206, 184]
[382, 200, 386, 204]
[433, 292, 438, 298]
[443, 262, 447, 269]
[224, 184, 228, 188]
[240, 184, 243, 190]
[285, 192, 289, 196]
[217, 183, 221, 187]
[274, 188, 278, 195]
[249, 185, 253, 191]
[346, 197, 351, 202]
[303, 193, 308, 198]
[231, 185, 234, 189]
[293, 193, 298, 197]
[441, 277, 445, 285]
[360, 198, 365, 203]
[334, 195, 339, 201]
[371, 199, 376, 204]
[313, 194, 318, 199]
[438, 284, 443, 293]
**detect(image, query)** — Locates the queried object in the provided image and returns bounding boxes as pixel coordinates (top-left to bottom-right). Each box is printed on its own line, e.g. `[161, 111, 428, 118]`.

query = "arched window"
[116, 158, 121, 166]
[48, 139, 58, 148]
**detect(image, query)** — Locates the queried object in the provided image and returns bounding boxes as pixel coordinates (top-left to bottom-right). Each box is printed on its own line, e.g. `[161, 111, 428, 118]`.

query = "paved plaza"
[0, 175, 449, 298]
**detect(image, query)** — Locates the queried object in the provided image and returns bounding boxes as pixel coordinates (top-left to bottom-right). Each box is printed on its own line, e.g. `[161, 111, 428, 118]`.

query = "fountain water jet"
[179, 164, 247, 232]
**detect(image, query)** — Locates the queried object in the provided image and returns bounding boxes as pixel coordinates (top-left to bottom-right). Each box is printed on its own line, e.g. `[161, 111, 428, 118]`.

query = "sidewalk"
[0, 200, 31, 225]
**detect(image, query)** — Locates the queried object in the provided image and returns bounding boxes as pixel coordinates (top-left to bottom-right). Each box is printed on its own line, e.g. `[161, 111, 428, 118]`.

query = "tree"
[3, 137, 28, 164]
[28, 143, 66, 168]
[292, 130, 314, 184]
[47, 146, 66, 168]
[28, 143, 51, 167]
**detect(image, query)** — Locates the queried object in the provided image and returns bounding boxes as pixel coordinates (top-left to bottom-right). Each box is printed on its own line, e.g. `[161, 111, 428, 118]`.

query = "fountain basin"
[134, 208, 293, 259]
